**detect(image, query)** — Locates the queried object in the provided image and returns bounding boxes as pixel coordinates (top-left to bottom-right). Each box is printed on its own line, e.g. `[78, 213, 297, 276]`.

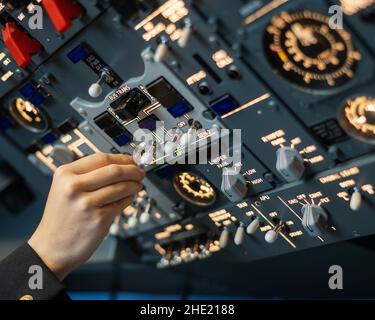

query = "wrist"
[28, 234, 70, 282]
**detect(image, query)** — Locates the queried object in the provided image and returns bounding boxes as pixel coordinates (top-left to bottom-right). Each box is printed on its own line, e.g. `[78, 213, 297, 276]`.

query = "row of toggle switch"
[154, 18, 193, 63]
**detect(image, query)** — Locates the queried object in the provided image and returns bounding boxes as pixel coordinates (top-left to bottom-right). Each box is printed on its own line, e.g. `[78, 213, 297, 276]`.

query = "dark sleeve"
[0, 243, 70, 300]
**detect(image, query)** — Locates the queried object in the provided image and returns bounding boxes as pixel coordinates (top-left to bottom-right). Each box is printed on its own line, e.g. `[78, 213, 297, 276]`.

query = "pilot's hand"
[28, 153, 145, 281]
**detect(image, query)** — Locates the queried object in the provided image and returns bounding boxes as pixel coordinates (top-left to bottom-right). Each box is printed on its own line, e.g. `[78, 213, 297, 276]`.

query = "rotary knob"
[220, 167, 248, 203]
[301, 204, 329, 237]
[276, 146, 305, 182]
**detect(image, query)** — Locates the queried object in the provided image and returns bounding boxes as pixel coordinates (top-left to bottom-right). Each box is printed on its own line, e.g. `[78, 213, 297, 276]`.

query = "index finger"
[66, 153, 136, 174]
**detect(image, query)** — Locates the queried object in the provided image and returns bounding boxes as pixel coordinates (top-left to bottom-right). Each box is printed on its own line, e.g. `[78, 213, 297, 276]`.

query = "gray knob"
[221, 167, 248, 202]
[301, 204, 329, 237]
[276, 146, 305, 182]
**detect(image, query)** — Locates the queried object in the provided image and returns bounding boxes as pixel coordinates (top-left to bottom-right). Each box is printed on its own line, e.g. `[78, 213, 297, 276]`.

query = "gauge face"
[338, 96, 375, 144]
[9, 98, 49, 133]
[173, 172, 216, 207]
[264, 11, 361, 91]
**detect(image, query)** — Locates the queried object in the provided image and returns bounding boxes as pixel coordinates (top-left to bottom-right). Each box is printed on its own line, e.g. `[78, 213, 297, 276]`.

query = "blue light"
[167, 101, 193, 118]
[0, 114, 12, 130]
[67, 45, 88, 64]
[41, 132, 57, 144]
[28, 93, 45, 106]
[139, 115, 159, 132]
[19, 83, 35, 98]
[210, 95, 239, 116]
[113, 134, 132, 146]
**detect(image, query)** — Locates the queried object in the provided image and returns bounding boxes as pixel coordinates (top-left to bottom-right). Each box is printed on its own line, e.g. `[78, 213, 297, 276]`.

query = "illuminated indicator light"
[170, 29, 182, 41]
[185, 224, 194, 231]
[262, 129, 285, 143]
[243, 0, 288, 25]
[212, 49, 234, 68]
[277, 50, 288, 62]
[143, 22, 154, 31]
[245, 211, 254, 217]
[271, 137, 286, 146]
[340, 0, 375, 15]
[339, 179, 356, 188]
[186, 70, 206, 85]
[236, 202, 248, 209]
[221, 93, 271, 119]
[260, 225, 272, 232]
[165, 224, 182, 233]
[307, 155, 324, 164]
[154, 244, 166, 255]
[18, 13, 26, 21]
[3, 58, 11, 66]
[60, 135, 72, 144]
[223, 220, 232, 226]
[289, 230, 303, 238]
[155, 231, 171, 240]
[362, 184, 374, 195]
[291, 137, 302, 145]
[1, 71, 13, 82]
[165, 23, 176, 34]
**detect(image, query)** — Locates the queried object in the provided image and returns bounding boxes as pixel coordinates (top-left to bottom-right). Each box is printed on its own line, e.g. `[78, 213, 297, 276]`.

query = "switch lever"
[88, 68, 111, 98]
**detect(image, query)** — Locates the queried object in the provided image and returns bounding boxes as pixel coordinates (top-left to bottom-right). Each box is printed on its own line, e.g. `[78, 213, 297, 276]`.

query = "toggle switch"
[219, 226, 229, 248]
[42, 0, 85, 33]
[139, 199, 152, 224]
[350, 188, 362, 211]
[127, 215, 138, 229]
[234, 222, 245, 245]
[221, 167, 248, 202]
[88, 68, 111, 98]
[178, 18, 193, 48]
[180, 128, 196, 148]
[154, 35, 169, 62]
[246, 217, 260, 234]
[2, 22, 42, 68]
[265, 222, 284, 244]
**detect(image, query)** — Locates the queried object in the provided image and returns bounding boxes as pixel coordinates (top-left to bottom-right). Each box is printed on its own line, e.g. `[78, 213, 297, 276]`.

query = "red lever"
[42, 0, 85, 33]
[1, 22, 42, 68]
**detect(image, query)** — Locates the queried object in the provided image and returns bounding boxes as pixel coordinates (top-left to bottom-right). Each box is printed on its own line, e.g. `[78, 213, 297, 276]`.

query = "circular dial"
[338, 96, 375, 143]
[9, 98, 49, 133]
[264, 11, 361, 91]
[173, 172, 216, 206]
